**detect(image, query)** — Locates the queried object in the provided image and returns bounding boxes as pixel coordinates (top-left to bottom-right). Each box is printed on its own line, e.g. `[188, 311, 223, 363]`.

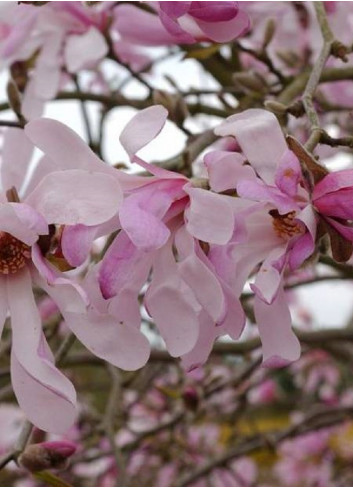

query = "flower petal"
[65, 27, 108, 73]
[254, 286, 301, 367]
[119, 105, 168, 159]
[204, 150, 255, 192]
[1, 128, 33, 192]
[8, 268, 77, 433]
[145, 241, 199, 357]
[185, 185, 234, 245]
[214, 109, 287, 184]
[25, 170, 122, 226]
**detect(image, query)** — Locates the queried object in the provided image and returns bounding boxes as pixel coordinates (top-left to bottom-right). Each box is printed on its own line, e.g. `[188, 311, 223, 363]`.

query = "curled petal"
[120, 105, 168, 159]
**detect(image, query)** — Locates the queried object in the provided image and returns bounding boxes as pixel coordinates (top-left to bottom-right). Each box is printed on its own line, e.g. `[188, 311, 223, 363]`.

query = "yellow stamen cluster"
[0, 232, 31, 274]
[271, 211, 302, 240]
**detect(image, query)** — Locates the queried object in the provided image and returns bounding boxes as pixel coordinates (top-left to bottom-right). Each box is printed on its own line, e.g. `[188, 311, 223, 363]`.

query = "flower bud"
[262, 18, 276, 48]
[19, 441, 77, 473]
[182, 386, 200, 411]
[152, 90, 189, 127]
[233, 72, 266, 93]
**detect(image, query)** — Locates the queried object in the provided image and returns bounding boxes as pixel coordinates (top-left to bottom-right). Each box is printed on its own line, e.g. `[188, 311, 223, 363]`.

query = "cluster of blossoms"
[0, 5, 352, 486]
[1, 101, 353, 434]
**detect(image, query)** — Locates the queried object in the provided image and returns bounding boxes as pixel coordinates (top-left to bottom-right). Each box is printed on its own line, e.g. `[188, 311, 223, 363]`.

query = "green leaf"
[34, 471, 72, 487]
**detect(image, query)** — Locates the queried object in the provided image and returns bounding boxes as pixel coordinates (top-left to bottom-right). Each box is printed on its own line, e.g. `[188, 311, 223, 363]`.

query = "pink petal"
[61, 224, 98, 267]
[196, 9, 250, 42]
[24, 118, 109, 173]
[275, 150, 302, 197]
[0, 203, 47, 245]
[119, 105, 168, 159]
[214, 109, 287, 184]
[288, 205, 317, 269]
[204, 150, 255, 192]
[313, 169, 353, 200]
[314, 188, 353, 220]
[251, 245, 287, 304]
[254, 286, 301, 367]
[25, 170, 122, 226]
[1, 128, 33, 192]
[0, 276, 8, 340]
[37, 275, 151, 371]
[119, 184, 175, 251]
[65, 27, 108, 73]
[98, 231, 152, 300]
[145, 241, 199, 357]
[180, 311, 216, 371]
[176, 228, 225, 323]
[189, 2, 238, 22]
[237, 179, 299, 214]
[8, 268, 77, 433]
[113, 5, 179, 46]
[185, 185, 234, 245]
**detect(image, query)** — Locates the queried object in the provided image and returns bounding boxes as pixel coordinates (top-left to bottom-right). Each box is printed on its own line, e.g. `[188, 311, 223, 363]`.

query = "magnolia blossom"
[209, 108, 353, 366]
[0, 123, 135, 433]
[114, 1, 250, 46]
[70, 105, 245, 370]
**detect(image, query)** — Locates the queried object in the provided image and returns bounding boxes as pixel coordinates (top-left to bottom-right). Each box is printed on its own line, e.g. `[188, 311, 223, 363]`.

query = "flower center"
[0, 232, 31, 274]
[270, 210, 302, 240]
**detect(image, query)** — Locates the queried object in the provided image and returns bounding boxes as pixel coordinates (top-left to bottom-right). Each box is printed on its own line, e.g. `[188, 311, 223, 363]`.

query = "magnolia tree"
[0, 1, 353, 487]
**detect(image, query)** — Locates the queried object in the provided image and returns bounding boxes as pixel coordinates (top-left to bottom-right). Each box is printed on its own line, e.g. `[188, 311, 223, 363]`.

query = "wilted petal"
[254, 286, 301, 367]
[215, 109, 287, 184]
[65, 27, 108, 73]
[26, 170, 122, 226]
[185, 185, 234, 245]
[8, 268, 77, 433]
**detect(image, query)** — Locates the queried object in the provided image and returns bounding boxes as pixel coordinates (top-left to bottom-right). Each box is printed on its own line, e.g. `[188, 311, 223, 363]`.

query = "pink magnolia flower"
[211, 108, 353, 366]
[0, 122, 141, 433]
[114, 2, 250, 46]
[80, 105, 245, 370]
